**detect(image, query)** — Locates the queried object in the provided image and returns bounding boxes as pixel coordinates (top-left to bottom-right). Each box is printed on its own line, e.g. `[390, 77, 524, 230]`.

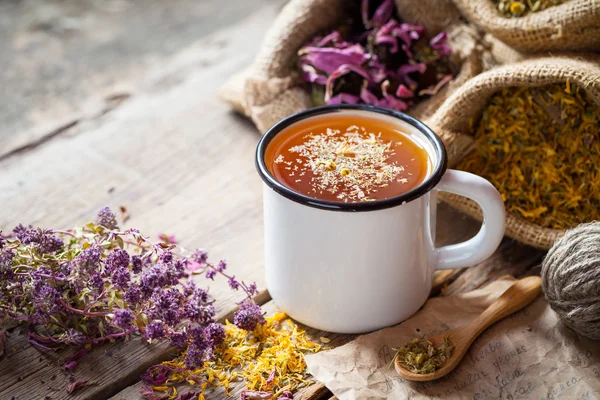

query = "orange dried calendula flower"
[457, 82, 600, 230]
[147, 313, 322, 399]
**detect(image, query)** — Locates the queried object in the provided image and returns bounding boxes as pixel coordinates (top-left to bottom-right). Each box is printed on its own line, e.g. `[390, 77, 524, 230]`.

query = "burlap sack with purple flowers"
[429, 55, 600, 250]
[220, 0, 484, 133]
[450, 0, 600, 53]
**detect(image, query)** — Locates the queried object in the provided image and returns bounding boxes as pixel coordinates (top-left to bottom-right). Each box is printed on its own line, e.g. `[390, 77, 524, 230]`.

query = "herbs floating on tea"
[493, 0, 567, 17]
[457, 82, 600, 230]
[298, 0, 453, 110]
[265, 113, 430, 203]
[394, 337, 454, 374]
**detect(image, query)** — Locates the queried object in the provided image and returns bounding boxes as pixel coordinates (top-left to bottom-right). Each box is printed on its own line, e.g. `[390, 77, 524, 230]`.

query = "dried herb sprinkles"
[143, 312, 322, 399]
[394, 337, 454, 374]
[281, 126, 408, 202]
[493, 0, 568, 17]
[457, 81, 600, 230]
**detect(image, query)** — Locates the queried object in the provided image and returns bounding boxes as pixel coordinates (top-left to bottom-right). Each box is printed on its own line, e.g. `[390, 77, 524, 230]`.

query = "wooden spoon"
[395, 276, 542, 382]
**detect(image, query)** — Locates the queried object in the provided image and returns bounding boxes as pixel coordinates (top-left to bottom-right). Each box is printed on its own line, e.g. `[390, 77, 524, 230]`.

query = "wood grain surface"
[0, 1, 545, 399]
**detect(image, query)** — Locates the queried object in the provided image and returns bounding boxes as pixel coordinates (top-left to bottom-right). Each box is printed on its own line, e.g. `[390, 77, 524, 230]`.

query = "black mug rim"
[255, 104, 448, 212]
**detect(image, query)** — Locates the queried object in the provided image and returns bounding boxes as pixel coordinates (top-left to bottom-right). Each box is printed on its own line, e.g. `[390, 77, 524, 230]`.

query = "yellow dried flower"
[150, 313, 322, 398]
[457, 82, 600, 230]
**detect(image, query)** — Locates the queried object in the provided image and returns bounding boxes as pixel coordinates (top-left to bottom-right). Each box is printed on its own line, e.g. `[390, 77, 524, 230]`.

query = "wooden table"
[0, 1, 545, 398]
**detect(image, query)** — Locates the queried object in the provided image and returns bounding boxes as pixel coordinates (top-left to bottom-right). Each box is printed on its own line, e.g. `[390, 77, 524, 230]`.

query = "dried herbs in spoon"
[394, 337, 454, 374]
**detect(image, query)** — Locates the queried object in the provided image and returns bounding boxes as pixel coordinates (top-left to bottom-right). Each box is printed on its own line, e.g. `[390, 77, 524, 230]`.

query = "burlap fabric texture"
[450, 0, 600, 53]
[220, 0, 484, 133]
[428, 56, 600, 250]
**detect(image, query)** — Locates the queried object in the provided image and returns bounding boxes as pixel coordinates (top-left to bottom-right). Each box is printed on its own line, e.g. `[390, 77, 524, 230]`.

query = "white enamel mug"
[256, 105, 505, 334]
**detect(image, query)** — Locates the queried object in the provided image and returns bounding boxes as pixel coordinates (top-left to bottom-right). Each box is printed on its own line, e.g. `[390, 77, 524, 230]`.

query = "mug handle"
[435, 169, 505, 270]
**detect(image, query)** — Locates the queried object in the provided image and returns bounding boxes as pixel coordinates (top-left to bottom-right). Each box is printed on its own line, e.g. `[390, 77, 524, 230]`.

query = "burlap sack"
[450, 0, 600, 53]
[220, 0, 484, 133]
[429, 56, 600, 249]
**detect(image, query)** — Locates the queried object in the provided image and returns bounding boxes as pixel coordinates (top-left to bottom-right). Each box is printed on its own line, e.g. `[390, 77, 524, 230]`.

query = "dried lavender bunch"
[299, 0, 453, 110]
[0, 207, 264, 369]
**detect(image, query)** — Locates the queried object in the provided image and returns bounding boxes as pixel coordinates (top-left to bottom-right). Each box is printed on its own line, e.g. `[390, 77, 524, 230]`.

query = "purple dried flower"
[370, 0, 394, 28]
[158, 233, 177, 244]
[205, 269, 216, 280]
[228, 275, 240, 290]
[247, 282, 259, 296]
[159, 251, 173, 265]
[111, 267, 131, 290]
[13, 224, 32, 242]
[381, 80, 408, 111]
[300, 64, 327, 85]
[204, 323, 225, 346]
[216, 260, 227, 272]
[74, 246, 102, 275]
[62, 360, 78, 372]
[324, 64, 370, 101]
[241, 391, 274, 400]
[0, 248, 15, 279]
[151, 289, 183, 327]
[184, 343, 209, 369]
[169, 331, 188, 349]
[141, 364, 172, 385]
[328, 93, 360, 104]
[177, 392, 201, 400]
[37, 231, 64, 255]
[233, 300, 265, 331]
[184, 303, 215, 325]
[141, 266, 168, 291]
[430, 31, 451, 56]
[183, 281, 196, 297]
[64, 329, 87, 345]
[300, 45, 369, 75]
[278, 391, 294, 400]
[173, 259, 187, 278]
[105, 249, 130, 274]
[145, 321, 166, 340]
[96, 207, 119, 230]
[191, 249, 208, 264]
[124, 285, 142, 305]
[89, 273, 105, 293]
[113, 309, 134, 330]
[131, 255, 143, 274]
[13, 226, 63, 255]
[299, 0, 452, 111]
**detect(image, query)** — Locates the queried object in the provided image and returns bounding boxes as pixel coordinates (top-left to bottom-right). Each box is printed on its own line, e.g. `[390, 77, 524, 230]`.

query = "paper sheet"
[306, 277, 600, 400]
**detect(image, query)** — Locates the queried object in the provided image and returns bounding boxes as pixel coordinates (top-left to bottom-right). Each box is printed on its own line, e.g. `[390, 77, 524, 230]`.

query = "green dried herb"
[394, 337, 454, 374]
[494, 0, 567, 17]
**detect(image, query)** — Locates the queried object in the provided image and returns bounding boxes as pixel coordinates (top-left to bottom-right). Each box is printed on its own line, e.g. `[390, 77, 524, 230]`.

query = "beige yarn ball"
[541, 222, 600, 340]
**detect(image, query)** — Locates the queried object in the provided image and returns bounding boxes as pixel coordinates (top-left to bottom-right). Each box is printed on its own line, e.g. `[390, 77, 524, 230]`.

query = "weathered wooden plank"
[0, 2, 285, 399]
[0, 0, 280, 159]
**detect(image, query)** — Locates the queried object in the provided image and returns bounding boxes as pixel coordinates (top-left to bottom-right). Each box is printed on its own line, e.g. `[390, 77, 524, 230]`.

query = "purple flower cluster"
[95, 207, 119, 230]
[234, 300, 266, 331]
[299, 0, 452, 110]
[13, 225, 64, 255]
[0, 207, 265, 371]
[113, 309, 134, 329]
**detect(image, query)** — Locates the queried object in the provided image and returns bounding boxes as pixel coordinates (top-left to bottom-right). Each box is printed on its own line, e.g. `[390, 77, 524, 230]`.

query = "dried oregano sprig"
[0, 207, 264, 369]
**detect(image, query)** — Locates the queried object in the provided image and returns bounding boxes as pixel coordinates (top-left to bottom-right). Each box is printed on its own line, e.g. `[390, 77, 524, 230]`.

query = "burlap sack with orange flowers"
[219, 0, 484, 133]
[450, 0, 600, 53]
[429, 56, 600, 249]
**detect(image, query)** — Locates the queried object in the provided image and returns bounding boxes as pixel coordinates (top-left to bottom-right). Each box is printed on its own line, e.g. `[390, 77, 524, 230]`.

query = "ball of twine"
[541, 222, 600, 340]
